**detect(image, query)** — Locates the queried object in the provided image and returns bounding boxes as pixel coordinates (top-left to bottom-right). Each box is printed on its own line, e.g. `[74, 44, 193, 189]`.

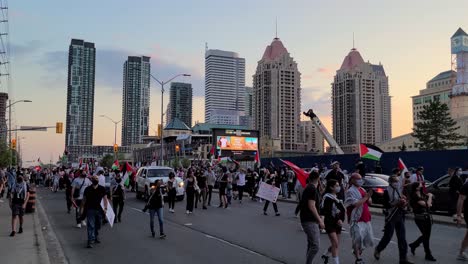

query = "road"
[38, 188, 464, 264]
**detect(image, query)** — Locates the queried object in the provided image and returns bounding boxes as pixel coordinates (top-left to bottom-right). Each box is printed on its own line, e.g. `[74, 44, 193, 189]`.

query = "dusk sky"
[8, 0, 468, 165]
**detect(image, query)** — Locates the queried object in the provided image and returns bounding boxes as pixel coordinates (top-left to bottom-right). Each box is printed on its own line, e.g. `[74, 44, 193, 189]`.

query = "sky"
[7, 0, 468, 166]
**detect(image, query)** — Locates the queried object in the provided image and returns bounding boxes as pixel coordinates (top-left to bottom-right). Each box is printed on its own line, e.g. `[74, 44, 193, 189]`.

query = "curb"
[36, 196, 69, 264]
[32, 200, 50, 264]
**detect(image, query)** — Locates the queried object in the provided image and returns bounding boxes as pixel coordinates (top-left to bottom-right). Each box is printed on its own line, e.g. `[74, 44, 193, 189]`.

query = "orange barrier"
[26, 186, 36, 213]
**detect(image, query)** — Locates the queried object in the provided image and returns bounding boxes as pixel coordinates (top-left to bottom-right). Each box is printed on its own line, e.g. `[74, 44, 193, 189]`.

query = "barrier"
[26, 186, 36, 213]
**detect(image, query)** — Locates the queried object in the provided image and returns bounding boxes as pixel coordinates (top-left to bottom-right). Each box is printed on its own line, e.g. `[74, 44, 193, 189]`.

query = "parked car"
[135, 166, 185, 201]
[427, 171, 468, 213]
[361, 175, 389, 205]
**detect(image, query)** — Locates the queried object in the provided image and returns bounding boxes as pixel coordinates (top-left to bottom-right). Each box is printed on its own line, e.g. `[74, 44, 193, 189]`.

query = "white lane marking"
[185, 223, 193, 226]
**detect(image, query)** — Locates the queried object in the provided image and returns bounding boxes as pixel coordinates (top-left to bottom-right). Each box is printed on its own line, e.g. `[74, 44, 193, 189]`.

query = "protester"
[144, 179, 166, 239]
[374, 176, 413, 264]
[299, 171, 323, 264]
[263, 174, 280, 216]
[110, 174, 125, 223]
[97, 170, 106, 187]
[9, 176, 29, 237]
[81, 175, 108, 248]
[236, 168, 246, 203]
[185, 171, 196, 214]
[167, 172, 177, 213]
[218, 167, 228, 208]
[195, 169, 208, 209]
[456, 177, 468, 261]
[344, 173, 374, 264]
[206, 167, 216, 206]
[63, 172, 73, 214]
[294, 173, 304, 217]
[408, 181, 436, 261]
[287, 167, 295, 199]
[280, 167, 288, 199]
[449, 167, 464, 218]
[326, 161, 345, 199]
[71, 170, 92, 228]
[52, 170, 60, 192]
[226, 172, 233, 205]
[320, 179, 345, 264]
[410, 167, 427, 193]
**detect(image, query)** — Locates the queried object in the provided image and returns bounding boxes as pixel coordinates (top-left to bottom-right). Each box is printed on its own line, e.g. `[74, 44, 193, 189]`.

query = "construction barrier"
[26, 186, 36, 213]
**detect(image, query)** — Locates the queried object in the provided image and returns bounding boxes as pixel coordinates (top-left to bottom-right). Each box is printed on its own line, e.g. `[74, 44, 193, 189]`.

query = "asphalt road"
[38, 188, 465, 264]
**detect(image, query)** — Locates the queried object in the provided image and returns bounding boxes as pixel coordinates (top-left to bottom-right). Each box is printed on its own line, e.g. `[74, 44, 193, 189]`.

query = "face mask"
[116, 178, 122, 183]
[355, 179, 364, 187]
[391, 182, 399, 188]
[92, 180, 99, 186]
[405, 174, 410, 178]
[335, 186, 341, 193]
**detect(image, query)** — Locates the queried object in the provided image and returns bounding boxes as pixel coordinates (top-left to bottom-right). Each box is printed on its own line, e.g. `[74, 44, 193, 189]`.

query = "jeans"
[112, 197, 124, 221]
[186, 188, 195, 212]
[263, 201, 278, 213]
[287, 182, 294, 198]
[281, 182, 288, 198]
[411, 216, 432, 255]
[65, 191, 72, 212]
[149, 208, 164, 235]
[86, 209, 102, 243]
[376, 211, 408, 260]
[237, 185, 245, 201]
[207, 185, 213, 205]
[301, 222, 320, 264]
[200, 187, 207, 207]
[168, 189, 176, 210]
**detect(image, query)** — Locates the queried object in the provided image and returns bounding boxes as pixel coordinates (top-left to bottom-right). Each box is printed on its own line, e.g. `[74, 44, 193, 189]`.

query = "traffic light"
[157, 124, 162, 138]
[56, 122, 63, 134]
[11, 139, 16, 150]
[113, 144, 118, 153]
[175, 144, 180, 152]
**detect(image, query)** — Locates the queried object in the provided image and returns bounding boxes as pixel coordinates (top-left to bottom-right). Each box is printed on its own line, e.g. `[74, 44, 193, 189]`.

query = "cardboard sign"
[256, 182, 280, 203]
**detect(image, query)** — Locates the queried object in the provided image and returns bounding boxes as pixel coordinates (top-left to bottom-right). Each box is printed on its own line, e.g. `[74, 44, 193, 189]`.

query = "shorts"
[11, 204, 25, 216]
[219, 187, 226, 196]
[325, 222, 342, 234]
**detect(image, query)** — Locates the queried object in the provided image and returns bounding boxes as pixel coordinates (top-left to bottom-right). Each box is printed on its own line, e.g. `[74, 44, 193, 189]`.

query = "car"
[135, 166, 185, 201]
[366, 173, 389, 182]
[427, 171, 468, 213]
[361, 175, 389, 205]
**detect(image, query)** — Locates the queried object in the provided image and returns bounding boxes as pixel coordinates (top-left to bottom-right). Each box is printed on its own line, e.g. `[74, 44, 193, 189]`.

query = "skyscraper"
[121, 56, 150, 146]
[65, 39, 96, 147]
[204, 49, 245, 125]
[450, 28, 468, 119]
[332, 48, 391, 152]
[253, 37, 301, 151]
[243, 86, 254, 129]
[169, 82, 193, 127]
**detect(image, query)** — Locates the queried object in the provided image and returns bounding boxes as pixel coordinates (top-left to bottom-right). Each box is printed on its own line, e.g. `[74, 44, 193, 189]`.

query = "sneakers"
[76, 223, 82, 228]
[275, 212, 281, 216]
[320, 229, 327, 234]
[160, 234, 167, 239]
[263, 211, 268, 216]
[186, 210, 190, 214]
[18, 227, 23, 234]
[81, 220, 87, 227]
[86, 243, 93, 249]
[457, 252, 468, 261]
[151, 231, 155, 238]
[9, 231, 15, 237]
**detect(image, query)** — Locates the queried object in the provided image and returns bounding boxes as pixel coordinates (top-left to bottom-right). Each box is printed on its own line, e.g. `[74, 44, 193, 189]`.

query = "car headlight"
[179, 182, 184, 187]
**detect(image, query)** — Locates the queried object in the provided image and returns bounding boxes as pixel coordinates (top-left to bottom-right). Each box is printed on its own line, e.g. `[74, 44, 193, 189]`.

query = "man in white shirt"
[97, 170, 106, 187]
[236, 168, 246, 203]
[409, 167, 427, 193]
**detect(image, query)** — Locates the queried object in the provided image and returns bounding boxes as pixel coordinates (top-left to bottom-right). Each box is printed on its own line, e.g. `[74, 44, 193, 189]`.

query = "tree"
[181, 158, 191, 169]
[100, 154, 114, 168]
[398, 142, 407, 152]
[412, 100, 465, 150]
[0, 142, 11, 167]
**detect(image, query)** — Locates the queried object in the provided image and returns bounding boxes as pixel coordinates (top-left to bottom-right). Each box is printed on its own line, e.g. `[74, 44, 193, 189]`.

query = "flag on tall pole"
[280, 159, 308, 188]
[359, 144, 384, 161]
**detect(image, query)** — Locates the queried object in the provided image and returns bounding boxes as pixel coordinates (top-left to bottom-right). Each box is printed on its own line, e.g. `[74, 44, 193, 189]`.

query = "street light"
[6, 99, 32, 167]
[99, 115, 122, 146]
[149, 73, 190, 166]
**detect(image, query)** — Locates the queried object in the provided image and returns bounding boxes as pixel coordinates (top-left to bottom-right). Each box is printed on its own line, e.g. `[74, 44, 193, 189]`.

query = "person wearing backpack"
[110, 174, 125, 223]
[71, 170, 92, 228]
[9, 175, 29, 237]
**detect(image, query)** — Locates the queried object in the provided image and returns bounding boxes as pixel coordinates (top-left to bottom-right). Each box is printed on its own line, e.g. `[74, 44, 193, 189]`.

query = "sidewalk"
[0, 197, 50, 264]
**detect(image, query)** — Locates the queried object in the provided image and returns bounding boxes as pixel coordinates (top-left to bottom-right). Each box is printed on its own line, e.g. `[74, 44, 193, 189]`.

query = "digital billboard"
[212, 129, 259, 161]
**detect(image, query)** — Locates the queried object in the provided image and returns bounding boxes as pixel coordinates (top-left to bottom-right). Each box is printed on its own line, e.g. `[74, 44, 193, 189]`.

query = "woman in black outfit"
[167, 172, 177, 213]
[320, 179, 345, 264]
[219, 167, 228, 208]
[185, 171, 196, 214]
[263, 174, 280, 216]
[409, 182, 436, 262]
[449, 167, 464, 217]
[145, 180, 166, 238]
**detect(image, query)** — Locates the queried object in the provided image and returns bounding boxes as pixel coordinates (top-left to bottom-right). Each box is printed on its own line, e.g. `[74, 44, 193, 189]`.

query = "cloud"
[11, 40, 43, 58]
[317, 67, 331, 73]
[302, 86, 331, 118]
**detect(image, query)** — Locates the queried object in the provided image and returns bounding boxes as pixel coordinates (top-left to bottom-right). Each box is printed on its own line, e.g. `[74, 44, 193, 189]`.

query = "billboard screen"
[212, 129, 259, 161]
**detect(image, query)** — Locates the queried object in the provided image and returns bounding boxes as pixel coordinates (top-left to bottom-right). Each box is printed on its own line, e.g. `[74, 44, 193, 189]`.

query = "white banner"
[256, 182, 280, 203]
[100, 198, 115, 228]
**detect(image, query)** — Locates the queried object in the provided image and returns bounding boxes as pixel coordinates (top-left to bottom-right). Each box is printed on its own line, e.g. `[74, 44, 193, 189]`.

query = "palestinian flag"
[122, 162, 135, 187]
[254, 151, 261, 166]
[397, 158, 409, 176]
[359, 144, 384, 161]
[111, 160, 120, 170]
[280, 159, 307, 188]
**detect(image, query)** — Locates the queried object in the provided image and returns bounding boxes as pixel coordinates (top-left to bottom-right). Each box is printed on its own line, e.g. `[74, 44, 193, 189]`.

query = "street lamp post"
[99, 115, 121, 158]
[148, 73, 190, 166]
[6, 99, 32, 167]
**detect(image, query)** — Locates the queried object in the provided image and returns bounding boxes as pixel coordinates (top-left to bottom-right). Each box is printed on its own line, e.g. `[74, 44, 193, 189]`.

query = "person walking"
[326, 161, 345, 200]
[218, 168, 228, 208]
[63, 172, 73, 214]
[287, 168, 295, 199]
[449, 167, 464, 219]
[299, 171, 324, 264]
[81, 175, 108, 248]
[110, 174, 125, 223]
[408, 182, 436, 261]
[344, 173, 374, 264]
[185, 171, 196, 214]
[374, 176, 413, 264]
[9, 176, 29, 237]
[320, 179, 345, 264]
[410, 167, 427, 193]
[236, 168, 246, 203]
[456, 178, 468, 261]
[206, 167, 216, 206]
[167, 172, 177, 213]
[263, 174, 280, 216]
[71, 170, 92, 228]
[144, 179, 166, 239]
[196, 169, 208, 210]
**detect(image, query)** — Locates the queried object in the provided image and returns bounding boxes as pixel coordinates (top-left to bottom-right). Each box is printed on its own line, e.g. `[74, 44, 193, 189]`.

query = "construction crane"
[303, 109, 344, 155]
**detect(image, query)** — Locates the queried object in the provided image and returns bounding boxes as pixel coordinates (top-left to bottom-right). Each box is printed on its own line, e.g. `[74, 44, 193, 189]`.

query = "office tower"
[243, 86, 254, 129]
[412, 70, 456, 125]
[253, 36, 301, 151]
[169, 82, 193, 127]
[450, 28, 468, 119]
[331, 48, 392, 152]
[121, 56, 150, 146]
[65, 39, 96, 147]
[166, 103, 172, 126]
[0, 92, 7, 143]
[204, 49, 245, 125]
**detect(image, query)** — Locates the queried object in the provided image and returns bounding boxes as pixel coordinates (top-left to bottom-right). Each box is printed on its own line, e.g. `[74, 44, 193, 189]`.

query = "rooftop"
[428, 70, 456, 84]
[340, 48, 365, 70]
[164, 118, 191, 131]
[261, 38, 289, 61]
[452, 27, 468, 38]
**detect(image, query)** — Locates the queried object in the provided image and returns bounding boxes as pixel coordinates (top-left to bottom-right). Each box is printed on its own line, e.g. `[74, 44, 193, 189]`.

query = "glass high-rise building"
[65, 39, 96, 147]
[121, 56, 150, 146]
[169, 82, 192, 127]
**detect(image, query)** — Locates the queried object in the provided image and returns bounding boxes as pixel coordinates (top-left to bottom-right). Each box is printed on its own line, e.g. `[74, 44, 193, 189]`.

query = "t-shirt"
[197, 174, 207, 188]
[83, 185, 107, 210]
[98, 175, 106, 187]
[219, 138, 228, 148]
[237, 173, 246, 186]
[460, 182, 468, 214]
[358, 188, 371, 222]
[72, 177, 92, 200]
[300, 184, 320, 223]
[11, 182, 28, 204]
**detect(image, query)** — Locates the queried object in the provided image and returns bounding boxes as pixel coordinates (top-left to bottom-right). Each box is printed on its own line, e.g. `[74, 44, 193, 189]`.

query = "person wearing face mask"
[81, 175, 109, 248]
[71, 170, 92, 228]
[9, 176, 29, 237]
[374, 176, 413, 264]
[320, 179, 345, 264]
[449, 167, 464, 218]
[110, 175, 125, 223]
[344, 173, 374, 264]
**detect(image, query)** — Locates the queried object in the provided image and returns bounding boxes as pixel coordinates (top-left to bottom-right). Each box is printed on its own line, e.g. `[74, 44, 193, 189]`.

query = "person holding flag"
[110, 174, 125, 223]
